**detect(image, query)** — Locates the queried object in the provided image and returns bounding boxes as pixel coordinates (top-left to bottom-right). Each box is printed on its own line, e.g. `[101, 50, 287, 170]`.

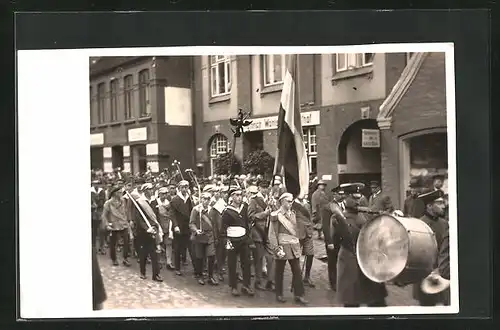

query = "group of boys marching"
[91, 170, 451, 307]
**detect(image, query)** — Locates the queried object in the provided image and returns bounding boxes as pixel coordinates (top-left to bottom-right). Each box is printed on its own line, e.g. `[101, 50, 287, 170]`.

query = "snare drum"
[356, 214, 438, 285]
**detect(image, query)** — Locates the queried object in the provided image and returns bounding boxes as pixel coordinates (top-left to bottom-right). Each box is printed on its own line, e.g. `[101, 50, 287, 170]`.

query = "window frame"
[302, 127, 318, 174]
[110, 79, 119, 122]
[124, 75, 133, 119]
[138, 69, 151, 117]
[262, 54, 287, 87]
[210, 55, 231, 97]
[97, 83, 106, 124]
[335, 53, 375, 72]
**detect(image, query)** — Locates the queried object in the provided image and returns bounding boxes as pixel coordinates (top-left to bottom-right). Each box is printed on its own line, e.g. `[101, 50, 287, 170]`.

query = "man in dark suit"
[368, 181, 394, 216]
[403, 177, 425, 218]
[169, 180, 195, 276]
[311, 180, 328, 239]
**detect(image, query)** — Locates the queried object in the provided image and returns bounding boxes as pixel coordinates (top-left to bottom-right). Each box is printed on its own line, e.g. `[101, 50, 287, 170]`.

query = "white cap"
[279, 192, 293, 202]
[140, 183, 153, 191]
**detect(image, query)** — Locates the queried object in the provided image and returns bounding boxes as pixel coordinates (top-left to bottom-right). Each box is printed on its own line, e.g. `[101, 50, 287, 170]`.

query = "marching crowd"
[91, 169, 451, 309]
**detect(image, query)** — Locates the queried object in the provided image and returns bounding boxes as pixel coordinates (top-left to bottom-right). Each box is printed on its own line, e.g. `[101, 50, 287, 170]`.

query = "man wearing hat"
[368, 181, 394, 217]
[247, 181, 274, 291]
[221, 186, 254, 297]
[335, 184, 388, 307]
[413, 188, 450, 306]
[101, 186, 131, 267]
[292, 195, 316, 288]
[156, 187, 175, 270]
[91, 179, 107, 254]
[189, 191, 219, 286]
[169, 180, 195, 276]
[311, 180, 328, 240]
[211, 185, 228, 281]
[403, 177, 425, 218]
[433, 174, 445, 193]
[268, 192, 308, 305]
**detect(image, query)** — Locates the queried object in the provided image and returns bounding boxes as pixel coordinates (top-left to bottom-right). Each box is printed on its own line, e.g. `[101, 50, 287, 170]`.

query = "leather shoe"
[237, 274, 244, 282]
[231, 288, 241, 297]
[266, 281, 275, 292]
[241, 286, 255, 297]
[175, 271, 183, 276]
[208, 277, 219, 286]
[295, 296, 309, 305]
[122, 259, 131, 267]
[140, 274, 147, 280]
[166, 263, 175, 270]
[276, 296, 287, 303]
[198, 278, 205, 285]
[255, 283, 266, 291]
[218, 274, 224, 282]
[112, 260, 119, 266]
[153, 275, 163, 282]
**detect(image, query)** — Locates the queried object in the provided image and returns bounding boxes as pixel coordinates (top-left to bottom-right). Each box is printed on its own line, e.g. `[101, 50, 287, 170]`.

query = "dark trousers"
[275, 258, 305, 297]
[215, 239, 227, 273]
[227, 240, 251, 289]
[92, 220, 99, 248]
[173, 234, 194, 271]
[252, 241, 265, 284]
[110, 229, 130, 262]
[325, 243, 340, 290]
[194, 243, 215, 277]
[138, 233, 160, 277]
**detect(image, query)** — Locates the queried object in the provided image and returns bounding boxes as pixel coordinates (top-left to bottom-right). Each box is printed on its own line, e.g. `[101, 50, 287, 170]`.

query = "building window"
[262, 54, 286, 86]
[110, 79, 119, 122]
[209, 134, 229, 175]
[97, 83, 105, 124]
[210, 55, 231, 97]
[139, 69, 150, 117]
[124, 75, 133, 119]
[336, 53, 375, 72]
[89, 86, 93, 125]
[303, 127, 318, 174]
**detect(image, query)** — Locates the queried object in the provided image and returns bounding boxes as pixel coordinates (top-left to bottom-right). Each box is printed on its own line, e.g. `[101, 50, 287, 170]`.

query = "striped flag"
[275, 55, 309, 198]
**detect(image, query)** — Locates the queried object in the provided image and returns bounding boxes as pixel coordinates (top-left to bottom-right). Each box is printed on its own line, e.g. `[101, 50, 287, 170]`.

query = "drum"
[356, 214, 438, 285]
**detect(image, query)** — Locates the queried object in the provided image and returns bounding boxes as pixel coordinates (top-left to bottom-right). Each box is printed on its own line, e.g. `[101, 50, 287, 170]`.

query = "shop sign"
[337, 164, 347, 174]
[321, 174, 332, 181]
[90, 133, 104, 146]
[128, 127, 147, 142]
[243, 110, 320, 132]
[362, 129, 380, 148]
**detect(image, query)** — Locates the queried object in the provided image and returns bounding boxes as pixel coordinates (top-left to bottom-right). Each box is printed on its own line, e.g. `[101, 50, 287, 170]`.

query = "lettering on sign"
[146, 143, 159, 156]
[243, 111, 320, 132]
[90, 133, 104, 146]
[128, 127, 147, 142]
[321, 174, 332, 181]
[361, 129, 380, 148]
[337, 164, 347, 174]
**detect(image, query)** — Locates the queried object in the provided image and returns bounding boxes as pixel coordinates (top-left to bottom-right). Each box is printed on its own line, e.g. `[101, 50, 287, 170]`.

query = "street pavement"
[98, 235, 417, 310]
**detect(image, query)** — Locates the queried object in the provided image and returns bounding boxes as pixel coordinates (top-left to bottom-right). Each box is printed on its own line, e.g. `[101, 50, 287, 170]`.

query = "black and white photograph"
[18, 43, 458, 318]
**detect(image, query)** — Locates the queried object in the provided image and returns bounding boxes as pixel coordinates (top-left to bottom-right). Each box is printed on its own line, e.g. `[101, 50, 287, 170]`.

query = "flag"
[275, 55, 309, 198]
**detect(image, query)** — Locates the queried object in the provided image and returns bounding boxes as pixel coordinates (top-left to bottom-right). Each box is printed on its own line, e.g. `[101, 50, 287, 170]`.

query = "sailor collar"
[177, 191, 190, 203]
[226, 204, 244, 214]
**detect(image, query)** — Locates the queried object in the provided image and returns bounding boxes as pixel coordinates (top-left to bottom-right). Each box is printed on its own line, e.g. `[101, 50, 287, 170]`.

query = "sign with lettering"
[337, 164, 347, 174]
[90, 133, 104, 146]
[128, 127, 147, 142]
[321, 174, 332, 181]
[362, 129, 380, 148]
[243, 110, 320, 132]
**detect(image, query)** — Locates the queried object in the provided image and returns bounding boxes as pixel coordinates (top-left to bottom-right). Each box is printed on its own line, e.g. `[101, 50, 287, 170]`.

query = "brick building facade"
[89, 56, 195, 175]
[193, 52, 448, 209]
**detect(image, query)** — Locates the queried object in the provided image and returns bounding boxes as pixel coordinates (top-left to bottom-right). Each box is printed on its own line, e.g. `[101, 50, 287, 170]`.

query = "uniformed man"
[292, 195, 316, 287]
[157, 187, 175, 270]
[221, 187, 254, 297]
[269, 192, 308, 305]
[102, 186, 131, 267]
[247, 181, 273, 291]
[320, 185, 344, 291]
[169, 180, 195, 276]
[335, 184, 388, 307]
[190, 192, 219, 286]
[130, 190, 163, 282]
[91, 179, 106, 253]
[212, 185, 228, 281]
[403, 177, 425, 218]
[311, 180, 328, 240]
[413, 188, 449, 306]
[368, 181, 394, 215]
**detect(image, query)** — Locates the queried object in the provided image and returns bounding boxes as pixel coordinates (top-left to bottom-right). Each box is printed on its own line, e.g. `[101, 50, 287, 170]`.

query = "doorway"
[130, 144, 147, 174]
[112, 146, 124, 170]
[90, 147, 103, 171]
[243, 131, 264, 159]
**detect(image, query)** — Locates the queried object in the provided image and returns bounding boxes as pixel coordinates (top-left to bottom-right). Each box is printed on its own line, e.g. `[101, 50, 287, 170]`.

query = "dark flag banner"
[275, 54, 309, 198]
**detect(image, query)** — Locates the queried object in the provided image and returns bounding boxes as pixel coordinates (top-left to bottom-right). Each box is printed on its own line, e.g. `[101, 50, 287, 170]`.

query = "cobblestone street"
[99, 235, 417, 310]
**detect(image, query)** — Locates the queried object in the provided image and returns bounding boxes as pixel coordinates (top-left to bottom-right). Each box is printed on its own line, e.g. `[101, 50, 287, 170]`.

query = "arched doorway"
[337, 119, 381, 197]
[208, 133, 229, 176]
